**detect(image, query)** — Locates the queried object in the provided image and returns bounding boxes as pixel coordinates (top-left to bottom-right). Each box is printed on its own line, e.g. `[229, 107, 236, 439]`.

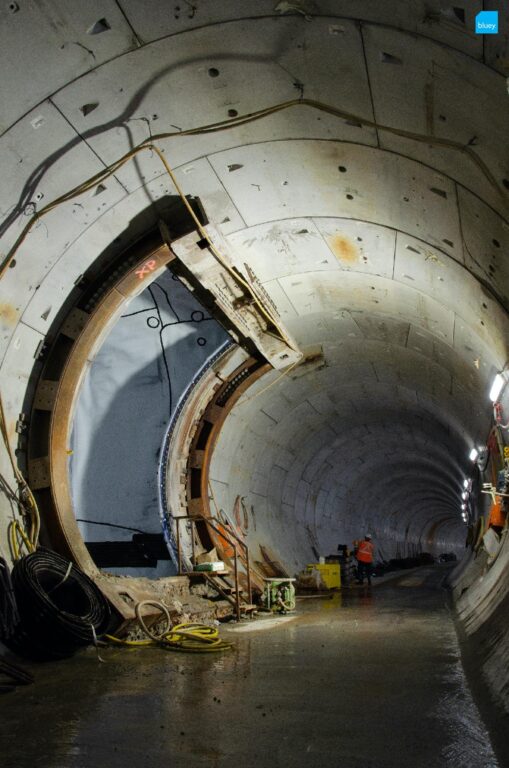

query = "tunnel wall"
[0, 3, 508, 728]
[446, 381, 509, 758]
[449, 533, 509, 762]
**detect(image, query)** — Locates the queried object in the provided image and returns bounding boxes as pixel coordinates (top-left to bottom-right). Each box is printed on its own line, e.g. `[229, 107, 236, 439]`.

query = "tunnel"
[1, 2, 509, 766]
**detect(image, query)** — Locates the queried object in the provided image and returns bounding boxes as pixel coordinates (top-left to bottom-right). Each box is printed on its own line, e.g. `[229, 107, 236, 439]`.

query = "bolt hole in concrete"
[228, 109, 238, 117]
[381, 51, 403, 64]
[87, 18, 111, 34]
[208, 67, 220, 77]
[430, 187, 448, 199]
[80, 102, 99, 116]
[452, 6, 466, 23]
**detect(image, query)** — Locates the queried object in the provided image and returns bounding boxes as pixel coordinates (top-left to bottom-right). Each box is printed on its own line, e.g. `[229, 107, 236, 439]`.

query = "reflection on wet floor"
[0, 565, 500, 768]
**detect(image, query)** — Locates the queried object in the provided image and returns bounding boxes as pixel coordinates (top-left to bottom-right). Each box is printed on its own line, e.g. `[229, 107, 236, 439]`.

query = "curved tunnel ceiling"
[1, 1, 508, 570]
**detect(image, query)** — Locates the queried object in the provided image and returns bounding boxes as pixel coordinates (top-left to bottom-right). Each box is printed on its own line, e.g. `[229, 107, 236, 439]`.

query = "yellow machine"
[306, 563, 341, 589]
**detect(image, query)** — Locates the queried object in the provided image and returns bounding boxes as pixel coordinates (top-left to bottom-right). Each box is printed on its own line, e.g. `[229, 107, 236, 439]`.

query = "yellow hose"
[105, 600, 232, 653]
[8, 520, 35, 561]
[0, 392, 40, 561]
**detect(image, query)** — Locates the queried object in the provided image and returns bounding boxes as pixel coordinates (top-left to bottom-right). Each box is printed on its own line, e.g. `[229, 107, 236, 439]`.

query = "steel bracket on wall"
[165, 222, 302, 370]
[179, 353, 270, 594]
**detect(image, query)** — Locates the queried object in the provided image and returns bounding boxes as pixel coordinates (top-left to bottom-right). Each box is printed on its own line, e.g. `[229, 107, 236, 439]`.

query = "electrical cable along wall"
[0, 0, 508, 731]
[1, 6, 508, 573]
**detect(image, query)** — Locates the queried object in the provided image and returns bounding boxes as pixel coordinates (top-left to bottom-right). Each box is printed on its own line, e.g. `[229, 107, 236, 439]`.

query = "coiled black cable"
[1, 556, 34, 690]
[0, 556, 19, 639]
[6, 548, 111, 661]
[0, 657, 34, 693]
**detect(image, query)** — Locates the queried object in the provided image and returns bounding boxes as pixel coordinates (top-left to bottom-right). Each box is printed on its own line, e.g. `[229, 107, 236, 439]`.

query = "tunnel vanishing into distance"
[1, 1, 509, 765]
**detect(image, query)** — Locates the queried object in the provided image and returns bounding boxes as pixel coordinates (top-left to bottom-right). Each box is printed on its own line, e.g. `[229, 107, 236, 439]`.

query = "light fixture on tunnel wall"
[469, 447, 479, 461]
[489, 372, 506, 403]
[461, 491, 468, 500]
[477, 446, 489, 470]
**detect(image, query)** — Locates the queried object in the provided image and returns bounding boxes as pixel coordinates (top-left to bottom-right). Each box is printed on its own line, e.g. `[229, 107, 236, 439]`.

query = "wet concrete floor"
[0, 565, 501, 768]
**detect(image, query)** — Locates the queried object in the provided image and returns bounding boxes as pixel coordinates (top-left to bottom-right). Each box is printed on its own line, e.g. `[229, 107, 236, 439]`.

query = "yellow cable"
[8, 521, 18, 561]
[0, 392, 40, 559]
[105, 601, 232, 652]
[0, 141, 295, 352]
[1, 98, 505, 281]
[236, 358, 301, 406]
[0, 97, 504, 559]
[148, 144, 296, 350]
[8, 519, 34, 561]
[0, 393, 18, 478]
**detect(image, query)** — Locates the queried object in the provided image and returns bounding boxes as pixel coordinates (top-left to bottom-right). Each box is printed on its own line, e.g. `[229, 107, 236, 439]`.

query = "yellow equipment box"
[306, 563, 341, 589]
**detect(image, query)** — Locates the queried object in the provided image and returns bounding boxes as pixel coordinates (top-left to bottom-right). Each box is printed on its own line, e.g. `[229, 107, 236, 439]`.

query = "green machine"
[263, 577, 296, 613]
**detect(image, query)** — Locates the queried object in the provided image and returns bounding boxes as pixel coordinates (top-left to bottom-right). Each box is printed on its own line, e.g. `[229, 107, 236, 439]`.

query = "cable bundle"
[0, 657, 34, 693]
[6, 548, 111, 661]
[0, 557, 19, 640]
[0, 393, 40, 562]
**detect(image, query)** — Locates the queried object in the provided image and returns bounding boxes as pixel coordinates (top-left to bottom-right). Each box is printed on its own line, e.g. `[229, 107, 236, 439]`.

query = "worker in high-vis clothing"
[488, 496, 507, 535]
[355, 534, 375, 586]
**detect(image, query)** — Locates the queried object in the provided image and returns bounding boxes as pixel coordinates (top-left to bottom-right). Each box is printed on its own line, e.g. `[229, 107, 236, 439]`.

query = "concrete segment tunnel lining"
[0, 3, 509, 755]
[1, 2, 508, 576]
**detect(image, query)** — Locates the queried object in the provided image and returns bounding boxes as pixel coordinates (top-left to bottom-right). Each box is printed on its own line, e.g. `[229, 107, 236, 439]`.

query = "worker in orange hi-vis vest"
[488, 496, 507, 535]
[355, 534, 375, 586]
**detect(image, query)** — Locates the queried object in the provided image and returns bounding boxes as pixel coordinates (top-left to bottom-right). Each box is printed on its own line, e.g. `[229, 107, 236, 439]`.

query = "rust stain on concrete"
[0, 303, 19, 327]
[328, 234, 358, 264]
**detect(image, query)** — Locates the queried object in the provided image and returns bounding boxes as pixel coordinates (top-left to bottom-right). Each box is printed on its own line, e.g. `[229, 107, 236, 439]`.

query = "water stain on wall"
[328, 234, 358, 265]
[0, 303, 19, 327]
